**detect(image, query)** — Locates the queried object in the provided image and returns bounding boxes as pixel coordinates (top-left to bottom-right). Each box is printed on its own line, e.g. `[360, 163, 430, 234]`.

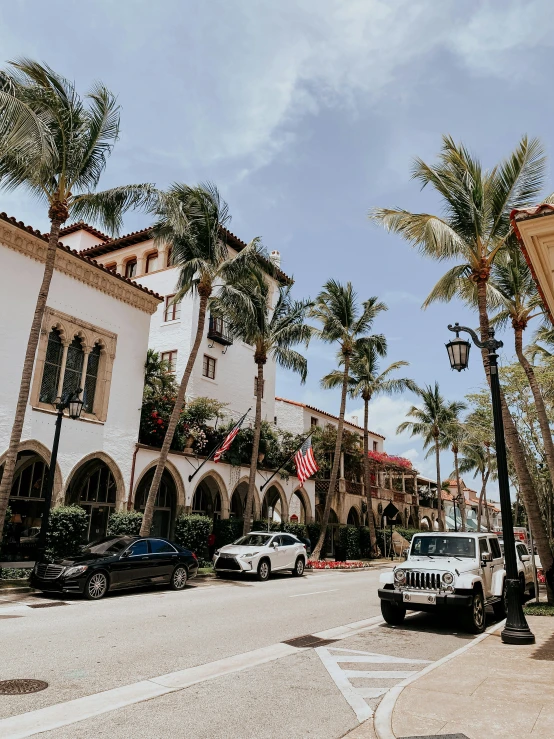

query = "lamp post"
[36, 389, 84, 562]
[445, 323, 534, 644]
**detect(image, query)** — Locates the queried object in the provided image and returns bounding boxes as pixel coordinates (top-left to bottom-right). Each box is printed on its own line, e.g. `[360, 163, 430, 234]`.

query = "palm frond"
[71, 184, 157, 236]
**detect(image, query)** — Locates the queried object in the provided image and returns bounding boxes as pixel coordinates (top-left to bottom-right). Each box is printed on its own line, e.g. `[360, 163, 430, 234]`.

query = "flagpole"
[188, 408, 251, 483]
[260, 431, 315, 492]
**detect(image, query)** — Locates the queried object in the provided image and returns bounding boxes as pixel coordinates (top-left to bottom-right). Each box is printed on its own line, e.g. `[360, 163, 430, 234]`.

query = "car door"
[112, 539, 150, 587]
[146, 539, 179, 583]
[269, 536, 287, 570]
[479, 537, 493, 598]
[516, 543, 532, 585]
[488, 536, 504, 593]
[280, 535, 300, 568]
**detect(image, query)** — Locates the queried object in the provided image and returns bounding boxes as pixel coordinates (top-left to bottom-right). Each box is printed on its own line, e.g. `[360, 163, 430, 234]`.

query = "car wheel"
[462, 588, 485, 634]
[380, 599, 406, 626]
[257, 558, 270, 582]
[493, 582, 507, 620]
[84, 571, 108, 600]
[292, 557, 305, 577]
[170, 566, 188, 591]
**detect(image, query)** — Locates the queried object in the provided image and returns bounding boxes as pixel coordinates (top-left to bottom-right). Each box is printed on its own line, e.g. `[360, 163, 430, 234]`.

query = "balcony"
[208, 316, 233, 346]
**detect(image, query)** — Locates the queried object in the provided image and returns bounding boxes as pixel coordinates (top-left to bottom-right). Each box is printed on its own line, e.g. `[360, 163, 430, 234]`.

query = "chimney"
[351, 415, 358, 426]
[270, 250, 281, 269]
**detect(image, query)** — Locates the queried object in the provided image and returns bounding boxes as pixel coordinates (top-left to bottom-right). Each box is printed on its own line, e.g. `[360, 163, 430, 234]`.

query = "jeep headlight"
[394, 569, 406, 585]
[442, 572, 454, 586]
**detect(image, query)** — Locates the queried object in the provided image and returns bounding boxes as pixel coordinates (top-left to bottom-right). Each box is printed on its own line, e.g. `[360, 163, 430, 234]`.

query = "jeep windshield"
[411, 536, 476, 558]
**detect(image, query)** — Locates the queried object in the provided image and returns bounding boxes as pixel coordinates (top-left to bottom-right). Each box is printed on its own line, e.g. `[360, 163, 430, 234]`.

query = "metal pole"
[390, 519, 394, 561]
[488, 347, 535, 644]
[36, 407, 64, 561]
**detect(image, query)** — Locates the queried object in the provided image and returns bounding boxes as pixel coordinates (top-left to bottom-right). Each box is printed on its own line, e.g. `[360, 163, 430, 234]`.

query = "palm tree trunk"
[515, 325, 554, 496]
[243, 358, 265, 535]
[363, 396, 377, 555]
[140, 292, 208, 536]
[453, 447, 466, 531]
[477, 470, 488, 531]
[476, 278, 554, 600]
[483, 485, 491, 531]
[312, 353, 351, 561]
[435, 438, 444, 531]
[0, 209, 65, 536]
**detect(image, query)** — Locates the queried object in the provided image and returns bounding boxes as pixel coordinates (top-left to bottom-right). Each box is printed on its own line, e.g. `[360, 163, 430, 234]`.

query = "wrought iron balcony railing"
[207, 316, 233, 346]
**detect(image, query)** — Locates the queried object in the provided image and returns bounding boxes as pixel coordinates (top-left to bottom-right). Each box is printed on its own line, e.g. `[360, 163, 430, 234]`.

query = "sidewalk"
[389, 616, 554, 738]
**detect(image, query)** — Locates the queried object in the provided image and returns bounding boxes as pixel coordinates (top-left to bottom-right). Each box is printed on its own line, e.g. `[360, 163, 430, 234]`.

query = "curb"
[373, 619, 506, 739]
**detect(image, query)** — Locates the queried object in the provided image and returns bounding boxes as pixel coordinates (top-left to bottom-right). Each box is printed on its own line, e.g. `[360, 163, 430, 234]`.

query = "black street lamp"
[446, 323, 535, 645]
[36, 388, 84, 561]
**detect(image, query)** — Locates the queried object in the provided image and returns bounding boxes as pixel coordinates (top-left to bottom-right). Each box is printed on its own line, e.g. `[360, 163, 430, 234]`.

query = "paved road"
[0, 568, 502, 738]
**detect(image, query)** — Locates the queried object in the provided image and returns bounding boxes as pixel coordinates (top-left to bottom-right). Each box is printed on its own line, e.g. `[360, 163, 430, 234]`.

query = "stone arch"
[64, 451, 125, 509]
[229, 477, 260, 520]
[133, 459, 186, 512]
[0, 439, 63, 502]
[290, 487, 313, 523]
[191, 470, 229, 519]
[347, 506, 360, 527]
[261, 481, 289, 522]
[420, 515, 432, 531]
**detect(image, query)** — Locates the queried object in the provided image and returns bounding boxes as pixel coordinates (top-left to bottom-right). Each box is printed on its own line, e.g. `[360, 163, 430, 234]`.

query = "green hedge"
[213, 518, 244, 548]
[174, 515, 212, 564]
[306, 522, 322, 553]
[337, 525, 361, 560]
[0, 567, 32, 580]
[46, 506, 89, 561]
[360, 527, 373, 558]
[107, 510, 144, 536]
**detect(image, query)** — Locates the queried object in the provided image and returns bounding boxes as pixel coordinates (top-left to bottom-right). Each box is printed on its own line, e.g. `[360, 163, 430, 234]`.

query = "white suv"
[378, 532, 507, 633]
[213, 531, 307, 581]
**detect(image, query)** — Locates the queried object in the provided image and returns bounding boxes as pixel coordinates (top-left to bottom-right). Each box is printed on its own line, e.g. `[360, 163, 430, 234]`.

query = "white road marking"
[289, 589, 339, 598]
[315, 646, 432, 723]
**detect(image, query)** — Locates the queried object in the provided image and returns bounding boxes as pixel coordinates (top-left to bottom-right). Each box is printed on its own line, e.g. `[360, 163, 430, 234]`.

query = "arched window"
[145, 252, 158, 273]
[39, 328, 63, 403]
[83, 343, 101, 413]
[62, 337, 84, 396]
[125, 259, 137, 278]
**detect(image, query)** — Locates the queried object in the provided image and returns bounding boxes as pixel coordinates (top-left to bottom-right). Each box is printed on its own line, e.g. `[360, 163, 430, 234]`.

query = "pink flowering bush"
[367, 450, 413, 469]
[306, 560, 370, 569]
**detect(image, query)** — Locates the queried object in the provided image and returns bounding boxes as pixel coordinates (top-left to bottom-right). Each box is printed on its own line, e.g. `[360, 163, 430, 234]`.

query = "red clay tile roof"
[59, 221, 110, 242]
[78, 223, 293, 284]
[0, 212, 162, 303]
[275, 396, 386, 439]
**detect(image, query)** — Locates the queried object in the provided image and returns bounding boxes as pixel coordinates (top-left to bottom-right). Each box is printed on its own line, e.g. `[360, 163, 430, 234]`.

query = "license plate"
[403, 591, 436, 605]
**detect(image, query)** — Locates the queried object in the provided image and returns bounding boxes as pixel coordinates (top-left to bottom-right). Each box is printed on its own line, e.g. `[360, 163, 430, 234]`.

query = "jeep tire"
[492, 582, 507, 621]
[380, 599, 406, 626]
[462, 588, 486, 634]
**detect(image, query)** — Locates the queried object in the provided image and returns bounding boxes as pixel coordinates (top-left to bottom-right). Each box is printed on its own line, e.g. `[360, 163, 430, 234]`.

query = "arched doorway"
[66, 459, 117, 541]
[135, 469, 177, 538]
[261, 485, 285, 522]
[4, 451, 49, 559]
[289, 491, 307, 524]
[230, 481, 259, 521]
[347, 507, 360, 527]
[192, 478, 222, 521]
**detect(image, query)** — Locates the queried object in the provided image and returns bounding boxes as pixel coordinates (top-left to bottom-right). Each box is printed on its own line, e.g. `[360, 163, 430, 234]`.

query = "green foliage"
[213, 518, 244, 548]
[359, 527, 373, 558]
[139, 395, 226, 452]
[311, 425, 363, 480]
[0, 567, 31, 580]
[174, 515, 212, 564]
[523, 603, 554, 616]
[107, 510, 143, 536]
[306, 522, 322, 552]
[46, 506, 89, 561]
[337, 525, 361, 560]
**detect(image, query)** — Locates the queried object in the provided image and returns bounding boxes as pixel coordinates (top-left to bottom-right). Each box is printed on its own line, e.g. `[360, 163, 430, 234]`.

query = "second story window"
[161, 350, 177, 374]
[373, 441, 378, 452]
[164, 295, 181, 322]
[254, 377, 265, 398]
[125, 259, 137, 278]
[203, 355, 216, 380]
[39, 328, 63, 403]
[310, 417, 318, 428]
[105, 262, 117, 272]
[145, 252, 158, 273]
[62, 337, 84, 396]
[83, 343, 102, 413]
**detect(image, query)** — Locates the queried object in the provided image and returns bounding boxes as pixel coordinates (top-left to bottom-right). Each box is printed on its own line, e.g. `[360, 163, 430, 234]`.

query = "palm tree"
[311, 282, 386, 560]
[215, 280, 313, 535]
[526, 323, 554, 362]
[143, 350, 176, 398]
[458, 442, 497, 531]
[139, 183, 270, 535]
[398, 383, 464, 531]
[321, 344, 416, 554]
[441, 411, 468, 530]
[371, 135, 554, 596]
[0, 59, 155, 535]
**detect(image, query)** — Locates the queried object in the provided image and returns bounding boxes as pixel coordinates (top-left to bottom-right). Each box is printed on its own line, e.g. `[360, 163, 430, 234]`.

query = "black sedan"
[30, 535, 198, 600]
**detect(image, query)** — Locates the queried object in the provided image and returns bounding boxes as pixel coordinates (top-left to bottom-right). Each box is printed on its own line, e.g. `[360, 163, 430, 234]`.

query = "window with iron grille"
[10, 460, 47, 499]
[39, 329, 63, 403]
[125, 259, 137, 278]
[164, 295, 181, 322]
[62, 337, 84, 396]
[161, 350, 177, 373]
[203, 355, 216, 380]
[254, 377, 265, 398]
[83, 344, 101, 413]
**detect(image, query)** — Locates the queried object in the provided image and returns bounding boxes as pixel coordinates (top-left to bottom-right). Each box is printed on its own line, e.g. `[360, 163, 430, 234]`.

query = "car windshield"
[411, 536, 476, 558]
[233, 534, 272, 547]
[81, 537, 132, 555]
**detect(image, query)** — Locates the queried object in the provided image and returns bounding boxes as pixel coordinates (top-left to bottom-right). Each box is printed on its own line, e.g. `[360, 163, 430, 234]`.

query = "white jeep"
[378, 532, 507, 633]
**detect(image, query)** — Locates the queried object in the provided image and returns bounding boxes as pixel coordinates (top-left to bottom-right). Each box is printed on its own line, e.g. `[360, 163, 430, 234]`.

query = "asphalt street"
[0, 567, 502, 738]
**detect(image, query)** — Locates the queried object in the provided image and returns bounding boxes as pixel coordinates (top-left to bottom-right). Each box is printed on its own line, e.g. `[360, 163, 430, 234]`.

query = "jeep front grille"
[404, 570, 442, 590]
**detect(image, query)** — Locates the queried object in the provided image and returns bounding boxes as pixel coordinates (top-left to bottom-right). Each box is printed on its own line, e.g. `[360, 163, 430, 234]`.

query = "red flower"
[157, 419, 164, 425]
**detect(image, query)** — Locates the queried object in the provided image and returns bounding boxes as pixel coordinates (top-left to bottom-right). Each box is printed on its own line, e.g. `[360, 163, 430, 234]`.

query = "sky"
[2, 0, 554, 495]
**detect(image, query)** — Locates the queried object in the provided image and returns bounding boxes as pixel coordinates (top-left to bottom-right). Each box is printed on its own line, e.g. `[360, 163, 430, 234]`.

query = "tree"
[143, 349, 177, 398]
[398, 383, 464, 531]
[371, 135, 554, 597]
[322, 344, 416, 554]
[458, 442, 496, 531]
[139, 183, 269, 536]
[441, 409, 468, 530]
[0, 59, 155, 535]
[216, 280, 313, 535]
[311, 281, 386, 560]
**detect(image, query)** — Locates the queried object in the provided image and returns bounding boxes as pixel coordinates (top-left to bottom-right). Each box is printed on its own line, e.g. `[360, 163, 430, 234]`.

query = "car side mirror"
[272, 542, 278, 549]
[481, 552, 493, 563]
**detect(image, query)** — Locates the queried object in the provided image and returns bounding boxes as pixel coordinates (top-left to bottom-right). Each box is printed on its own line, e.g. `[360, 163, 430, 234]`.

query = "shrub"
[46, 506, 88, 561]
[253, 520, 281, 532]
[107, 510, 144, 536]
[306, 522, 321, 552]
[213, 518, 244, 548]
[281, 522, 308, 539]
[0, 567, 32, 580]
[174, 515, 212, 563]
[359, 527, 373, 558]
[338, 525, 361, 560]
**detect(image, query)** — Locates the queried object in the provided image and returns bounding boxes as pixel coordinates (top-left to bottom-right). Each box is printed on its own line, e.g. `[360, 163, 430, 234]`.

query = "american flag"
[294, 436, 319, 485]
[214, 410, 249, 463]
